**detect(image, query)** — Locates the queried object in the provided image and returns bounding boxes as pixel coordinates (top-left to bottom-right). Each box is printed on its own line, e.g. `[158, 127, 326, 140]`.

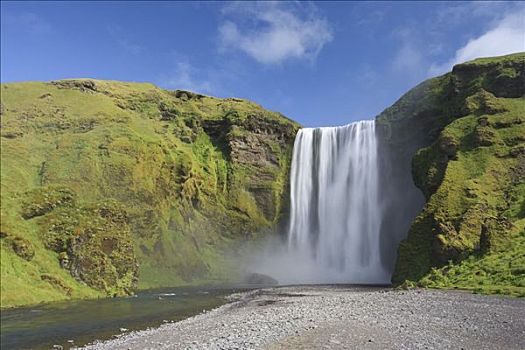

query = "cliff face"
[0, 80, 300, 307]
[1, 54, 523, 307]
[377, 53, 525, 296]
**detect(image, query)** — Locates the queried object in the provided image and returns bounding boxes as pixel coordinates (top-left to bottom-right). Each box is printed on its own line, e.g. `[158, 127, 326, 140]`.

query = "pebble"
[76, 286, 525, 350]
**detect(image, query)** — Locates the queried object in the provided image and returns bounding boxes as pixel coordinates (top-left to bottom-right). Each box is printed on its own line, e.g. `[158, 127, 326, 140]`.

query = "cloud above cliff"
[218, 2, 333, 65]
[429, 9, 525, 75]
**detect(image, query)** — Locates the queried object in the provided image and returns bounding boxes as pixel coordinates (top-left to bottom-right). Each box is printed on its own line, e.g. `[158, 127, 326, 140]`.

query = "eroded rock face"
[379, 53, 525, 292]
[229, 115, 296, 161]
[452, 57, 525, 98]
[438, 135, 459, 159]
[0, 79, 299, 306]
[23, 187, 139, 296]
[473, 126, 497, 147]
[2, 235, 36, 261]
[51, 79, 98, 93]
[227, 115, 297, 221]
[64, 201, 138, 296]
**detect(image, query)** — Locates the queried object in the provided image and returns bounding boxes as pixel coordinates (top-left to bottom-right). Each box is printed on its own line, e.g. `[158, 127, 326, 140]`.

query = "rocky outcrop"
[378, 52, 525, 295]
[451, 54, 525, 98]
[0, 79, 299, 307]
[243, 272, 279, 285]
[19, 186, 139, 296]
[227, 115, 297, 221]
[51, 79, 98, 93]
[6, 236, 35, 261]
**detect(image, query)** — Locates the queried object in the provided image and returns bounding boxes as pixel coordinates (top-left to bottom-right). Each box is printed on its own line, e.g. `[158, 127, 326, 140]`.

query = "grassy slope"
[2, 54, 523, 307]
[0, 80, 299, 307]
[379, 53, 525, 296]
[408, 98, 525, 296]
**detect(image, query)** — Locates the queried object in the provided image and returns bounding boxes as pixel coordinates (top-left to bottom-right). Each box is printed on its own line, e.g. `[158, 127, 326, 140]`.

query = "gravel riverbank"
[78, 286, 525, 350]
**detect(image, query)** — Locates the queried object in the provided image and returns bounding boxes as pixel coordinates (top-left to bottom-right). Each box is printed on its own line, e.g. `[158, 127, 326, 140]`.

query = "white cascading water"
[287, 120, 389, 283]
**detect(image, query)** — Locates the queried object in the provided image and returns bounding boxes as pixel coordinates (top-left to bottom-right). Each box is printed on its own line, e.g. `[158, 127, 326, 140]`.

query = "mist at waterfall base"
[246, 120, 414, 285]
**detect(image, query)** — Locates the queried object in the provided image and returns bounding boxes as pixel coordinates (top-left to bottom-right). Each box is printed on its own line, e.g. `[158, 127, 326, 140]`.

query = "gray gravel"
[78, 286, 525, 350]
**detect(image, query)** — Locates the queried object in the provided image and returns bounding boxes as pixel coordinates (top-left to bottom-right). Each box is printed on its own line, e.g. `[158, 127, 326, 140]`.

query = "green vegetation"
[1, 53, 523, 307]
[421, 231, 525, 297]
[379, 52, 525, 296]
[0, 79, 299, 307]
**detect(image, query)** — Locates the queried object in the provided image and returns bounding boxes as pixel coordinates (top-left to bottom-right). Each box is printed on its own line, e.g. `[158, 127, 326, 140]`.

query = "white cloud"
[430, 10, 525, 75]
[218, 2, 333, 65]
[162, 62, 213, 94]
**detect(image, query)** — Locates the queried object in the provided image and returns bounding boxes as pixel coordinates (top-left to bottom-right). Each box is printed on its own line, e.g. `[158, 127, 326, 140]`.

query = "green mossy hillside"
[0, 79, 300, 307]
[380, 53, 525, 296]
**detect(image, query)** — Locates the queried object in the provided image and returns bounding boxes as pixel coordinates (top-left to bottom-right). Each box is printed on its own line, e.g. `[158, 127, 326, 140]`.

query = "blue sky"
[1, 1, 524, 127]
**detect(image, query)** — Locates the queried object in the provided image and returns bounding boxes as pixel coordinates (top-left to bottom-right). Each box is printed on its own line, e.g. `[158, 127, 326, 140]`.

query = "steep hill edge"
[0, 80, 300, 307]
[377, 52, 525, 296]
[1, 53, 523, 307]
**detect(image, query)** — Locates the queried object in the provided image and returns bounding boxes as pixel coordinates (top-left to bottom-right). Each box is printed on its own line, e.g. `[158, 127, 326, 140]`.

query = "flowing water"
[1, 286, 248, 350]
[2, 120, 398, 349]
[287, 120, 389, 283]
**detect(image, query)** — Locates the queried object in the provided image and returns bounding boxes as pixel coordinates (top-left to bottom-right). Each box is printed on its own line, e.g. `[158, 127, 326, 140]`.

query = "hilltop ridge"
[0, 79, 299, 307]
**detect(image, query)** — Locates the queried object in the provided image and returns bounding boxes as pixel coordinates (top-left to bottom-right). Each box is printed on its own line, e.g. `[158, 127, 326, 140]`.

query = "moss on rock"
[0, 79, 299, 307]
[21, 186, 76, 219]
[37, 199, 138, 296]
[5, 236, 35, 261]
[380, 53, 525, 295]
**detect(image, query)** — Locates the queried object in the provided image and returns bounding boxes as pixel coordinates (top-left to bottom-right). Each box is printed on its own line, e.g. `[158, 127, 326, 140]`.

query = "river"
[1, 286, 248, 349]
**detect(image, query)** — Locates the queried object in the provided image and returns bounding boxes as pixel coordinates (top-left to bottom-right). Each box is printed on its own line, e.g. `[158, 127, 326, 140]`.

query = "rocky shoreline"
[77, 285, 525, 350]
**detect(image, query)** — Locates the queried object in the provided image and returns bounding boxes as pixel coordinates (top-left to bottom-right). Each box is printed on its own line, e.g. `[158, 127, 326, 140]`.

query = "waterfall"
[287, 120, 389, 283]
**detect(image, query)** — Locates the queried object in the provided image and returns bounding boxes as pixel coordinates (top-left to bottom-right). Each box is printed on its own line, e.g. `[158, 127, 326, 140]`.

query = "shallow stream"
[1, 286, 247, 349]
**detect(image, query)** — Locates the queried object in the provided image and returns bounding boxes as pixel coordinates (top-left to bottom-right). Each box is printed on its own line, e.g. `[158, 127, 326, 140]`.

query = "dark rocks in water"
[244, 273, 278, 285]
